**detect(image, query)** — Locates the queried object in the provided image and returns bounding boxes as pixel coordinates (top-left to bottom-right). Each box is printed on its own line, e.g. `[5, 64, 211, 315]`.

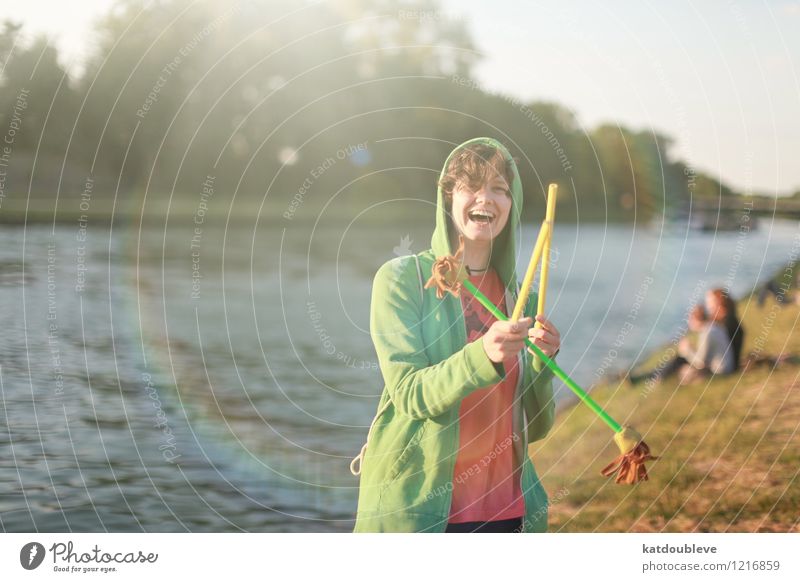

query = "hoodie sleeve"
[522, 290, 557, 442]
[369, 257, 504, 420]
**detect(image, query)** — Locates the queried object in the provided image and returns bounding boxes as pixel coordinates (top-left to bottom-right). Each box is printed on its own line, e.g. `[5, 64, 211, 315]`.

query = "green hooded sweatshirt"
[351, 136, 557, 533]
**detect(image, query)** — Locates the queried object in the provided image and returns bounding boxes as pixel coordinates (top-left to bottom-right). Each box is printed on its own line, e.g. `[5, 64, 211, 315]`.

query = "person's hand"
[482, 316, 533, 364]
[526, 314, 561, 358]
[678, 337, 691, 356]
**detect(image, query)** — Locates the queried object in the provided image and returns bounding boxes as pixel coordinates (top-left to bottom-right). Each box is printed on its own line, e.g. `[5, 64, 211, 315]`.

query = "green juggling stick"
[462, 278, 622, 432]
[459, 277, 657, 484]
[424, 233, 657, 483]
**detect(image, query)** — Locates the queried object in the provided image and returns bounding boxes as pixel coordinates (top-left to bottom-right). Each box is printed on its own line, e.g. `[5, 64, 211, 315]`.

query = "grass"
[530, 274, 800, 532]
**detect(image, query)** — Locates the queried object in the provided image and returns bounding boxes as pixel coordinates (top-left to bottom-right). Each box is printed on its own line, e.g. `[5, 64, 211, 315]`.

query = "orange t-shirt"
[448, 267, 525, 523]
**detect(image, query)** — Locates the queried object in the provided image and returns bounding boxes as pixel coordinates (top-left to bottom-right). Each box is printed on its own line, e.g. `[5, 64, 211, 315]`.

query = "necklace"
[467, 264, 490, 274]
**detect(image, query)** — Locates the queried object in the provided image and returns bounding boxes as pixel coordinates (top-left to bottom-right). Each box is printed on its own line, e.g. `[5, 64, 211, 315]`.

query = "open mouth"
[467, 208, 496, 225]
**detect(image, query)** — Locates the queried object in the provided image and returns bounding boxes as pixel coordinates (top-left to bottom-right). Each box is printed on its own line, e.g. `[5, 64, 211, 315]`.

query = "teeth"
[469, 209, 495, 220]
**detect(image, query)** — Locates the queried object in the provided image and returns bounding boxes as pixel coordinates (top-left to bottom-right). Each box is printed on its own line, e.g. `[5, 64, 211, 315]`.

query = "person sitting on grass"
[706, 288, 745, 373]
[756, 259, 799, 307]
[626, 305, 709, 387]
[677, 293, 737, 385]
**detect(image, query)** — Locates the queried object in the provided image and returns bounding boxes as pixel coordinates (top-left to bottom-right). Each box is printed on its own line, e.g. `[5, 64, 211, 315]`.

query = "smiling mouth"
[467, 208, 496, 225]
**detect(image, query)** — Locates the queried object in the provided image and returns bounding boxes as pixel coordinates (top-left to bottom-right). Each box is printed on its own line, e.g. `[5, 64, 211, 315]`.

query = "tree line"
[0, 0, 751, 223]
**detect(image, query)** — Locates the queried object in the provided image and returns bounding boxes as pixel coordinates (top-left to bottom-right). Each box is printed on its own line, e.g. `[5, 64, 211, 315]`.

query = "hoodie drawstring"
[349, 397, 392, 476]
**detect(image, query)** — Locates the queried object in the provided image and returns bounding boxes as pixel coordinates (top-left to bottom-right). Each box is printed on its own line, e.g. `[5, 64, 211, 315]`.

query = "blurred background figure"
[757, 260, 799, 307]
[705, 288, 744, 373]
[626, 305, 708, 387]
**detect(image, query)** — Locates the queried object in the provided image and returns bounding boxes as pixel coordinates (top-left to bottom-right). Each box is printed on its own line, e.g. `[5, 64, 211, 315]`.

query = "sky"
[0, 0, 115, 76]
[2, 0, 798, 195]
[441, 0, 800, 196]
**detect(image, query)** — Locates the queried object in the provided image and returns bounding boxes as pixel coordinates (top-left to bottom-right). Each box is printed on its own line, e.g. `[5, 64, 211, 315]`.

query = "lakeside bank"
[531, 262, 800, 532]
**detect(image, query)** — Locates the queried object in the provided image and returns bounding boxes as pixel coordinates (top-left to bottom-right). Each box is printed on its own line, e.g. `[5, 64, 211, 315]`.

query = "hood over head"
[431, 136, 523, 292]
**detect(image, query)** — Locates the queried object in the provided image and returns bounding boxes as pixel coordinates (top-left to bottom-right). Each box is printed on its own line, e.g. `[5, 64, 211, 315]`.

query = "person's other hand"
[482, 317, 533, 364]
[527, 314, 561, 358]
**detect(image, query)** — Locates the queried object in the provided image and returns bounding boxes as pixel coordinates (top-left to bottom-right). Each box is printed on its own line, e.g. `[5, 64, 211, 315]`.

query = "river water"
[1, 216, 797, 531]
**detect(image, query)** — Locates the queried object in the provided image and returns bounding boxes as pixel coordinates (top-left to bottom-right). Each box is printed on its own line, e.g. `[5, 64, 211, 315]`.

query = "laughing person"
[351, 137, 561, 533]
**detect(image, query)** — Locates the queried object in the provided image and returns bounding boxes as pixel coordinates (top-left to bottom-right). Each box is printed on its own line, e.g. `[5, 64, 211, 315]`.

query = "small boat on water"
[690, 211, 758, 232]
[653, 208, 759, 233]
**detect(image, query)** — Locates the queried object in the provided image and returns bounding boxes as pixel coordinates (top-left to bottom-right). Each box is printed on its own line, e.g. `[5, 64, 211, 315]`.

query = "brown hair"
[708, 288, 730, 321]
[438, 142, 516, 206]
[708, 287, 745, 371]
[690, 304, 707, 322]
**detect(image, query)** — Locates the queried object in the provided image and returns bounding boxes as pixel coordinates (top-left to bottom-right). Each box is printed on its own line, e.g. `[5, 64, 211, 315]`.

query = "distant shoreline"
[0, 207, 622, 226]
[2, 193, 797, 226]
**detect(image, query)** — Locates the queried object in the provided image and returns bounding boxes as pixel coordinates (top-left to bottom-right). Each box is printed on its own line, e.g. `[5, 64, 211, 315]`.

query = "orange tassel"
[600, 426, 658, 484]
[424, 234, 469, 299]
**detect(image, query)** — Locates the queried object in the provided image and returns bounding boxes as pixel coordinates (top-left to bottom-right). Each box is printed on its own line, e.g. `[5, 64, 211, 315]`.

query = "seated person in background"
[757, 278, 786, 307]
[706, 287, 744, 373]
[678, 294, 736, 385]
[757, 260, 799, 307]
[628, 305, 707, 386]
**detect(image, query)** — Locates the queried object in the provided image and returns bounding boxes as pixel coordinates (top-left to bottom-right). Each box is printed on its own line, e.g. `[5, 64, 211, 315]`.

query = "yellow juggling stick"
[535, 183, 558, 329]
[510, 219, 550, 322]
[510, 183, 558, 322]
[424, 180, 657, 485]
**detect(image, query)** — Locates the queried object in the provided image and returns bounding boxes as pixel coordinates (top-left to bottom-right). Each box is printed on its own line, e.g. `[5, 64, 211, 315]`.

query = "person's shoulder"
[375, 253, 420, 278]
[376, 249, 436, 275]
[370, 253, 432, 315]
[372, 253, 428, 298]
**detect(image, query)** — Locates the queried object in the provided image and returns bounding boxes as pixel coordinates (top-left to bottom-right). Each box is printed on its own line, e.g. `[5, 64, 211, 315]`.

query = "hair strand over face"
[438, 142, 516, 207]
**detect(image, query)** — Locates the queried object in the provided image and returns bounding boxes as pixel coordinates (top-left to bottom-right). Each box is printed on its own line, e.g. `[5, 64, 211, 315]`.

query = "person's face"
[688, 315, 705, 332]
[449, 173, 512, 245]
[704, 291, 716, 313]
[705, 291, 724, 321]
